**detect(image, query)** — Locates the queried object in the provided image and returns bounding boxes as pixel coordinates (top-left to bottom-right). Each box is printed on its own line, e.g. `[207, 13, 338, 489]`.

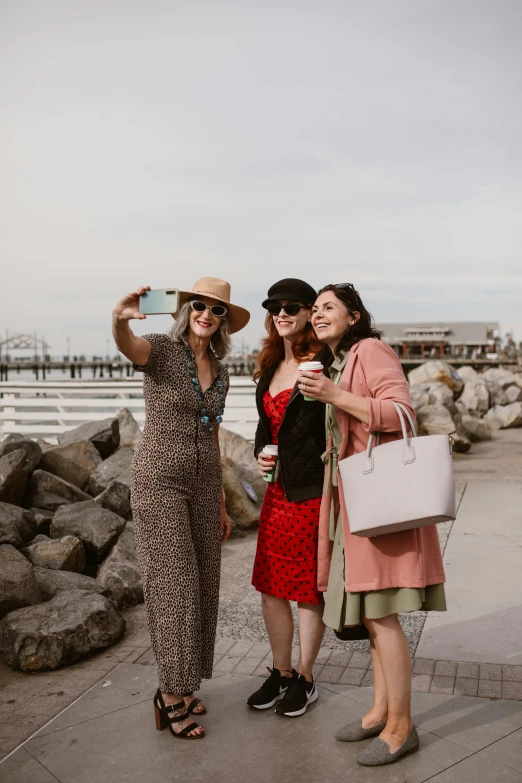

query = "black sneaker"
[247, 666, 294, 710]
[276, 673, 318, 717]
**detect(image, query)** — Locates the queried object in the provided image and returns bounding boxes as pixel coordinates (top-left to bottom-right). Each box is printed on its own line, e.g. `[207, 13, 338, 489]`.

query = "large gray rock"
[116, 408, 142, 449]
[505, 385, 522, 404]
[461, 414, 493, 442]
[30, 507, 54, 535]
[409, 387, 431, 410]
[0, 437, 42, 472]
[95, 480, 131, 518]
[459, 379, 490, 415]
[57, 417, 120, 458]
[51, 501, 126, 563]
[221, 456, 259, 530]
[484, 379, 509, 406]
[0, 449, 30, 505]
[0, 503, 36, 547]
[88, 447, 134, 496]
[22, 534, 86, 572]
[415, 404, 471, 453]
[97, 524, 143, 608]
[485, 402, 522, 429]
[34, 566, 110, 601]
[0, 590, 126, 671]
[219, 427, 267, 505]
[412, 381, 454, 406]
[408, 361, 463, 394]
[456, 366, 479, 383]
[40, 441, 102, 490]
[482, 367, 518, 390]
[26, 470, 92, 512]
[0, 545, 42, 618]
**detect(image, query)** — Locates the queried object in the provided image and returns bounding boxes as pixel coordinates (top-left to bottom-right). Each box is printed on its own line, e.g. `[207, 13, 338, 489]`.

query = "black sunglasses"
[266, 302, 308, 316]
[335, 283, 354, 290]
[190, 300, 228, 318]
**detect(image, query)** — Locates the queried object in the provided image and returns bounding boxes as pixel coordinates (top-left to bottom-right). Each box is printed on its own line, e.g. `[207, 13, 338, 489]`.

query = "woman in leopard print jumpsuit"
[112, 278, 249, 739]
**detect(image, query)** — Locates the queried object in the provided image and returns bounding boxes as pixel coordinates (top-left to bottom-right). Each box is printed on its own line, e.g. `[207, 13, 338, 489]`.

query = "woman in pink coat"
[298, 284, 446, 767]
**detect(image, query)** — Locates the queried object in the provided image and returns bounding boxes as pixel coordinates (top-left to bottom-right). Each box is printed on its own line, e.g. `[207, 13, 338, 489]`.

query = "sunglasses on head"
[190, 300, 228, 318]
[266, 302, 308, 316]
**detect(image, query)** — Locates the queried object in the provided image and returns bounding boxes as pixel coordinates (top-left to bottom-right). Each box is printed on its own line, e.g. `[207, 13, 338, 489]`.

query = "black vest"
[254, 365, 326, 502]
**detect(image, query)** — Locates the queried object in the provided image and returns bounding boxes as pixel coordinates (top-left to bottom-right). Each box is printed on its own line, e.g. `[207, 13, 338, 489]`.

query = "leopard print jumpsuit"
[131, 334, 229, 694]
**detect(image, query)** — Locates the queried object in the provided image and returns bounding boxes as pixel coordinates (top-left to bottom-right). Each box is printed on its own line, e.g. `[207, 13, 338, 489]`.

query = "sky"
[1, 0, 521, 358]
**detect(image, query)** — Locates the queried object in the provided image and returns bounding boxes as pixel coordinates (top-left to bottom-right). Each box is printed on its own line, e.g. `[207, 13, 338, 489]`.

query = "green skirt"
[323, 514, 447, 632]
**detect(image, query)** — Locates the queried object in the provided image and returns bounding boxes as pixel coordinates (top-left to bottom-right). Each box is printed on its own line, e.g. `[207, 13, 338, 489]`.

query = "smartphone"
[139, 288, 180, 315]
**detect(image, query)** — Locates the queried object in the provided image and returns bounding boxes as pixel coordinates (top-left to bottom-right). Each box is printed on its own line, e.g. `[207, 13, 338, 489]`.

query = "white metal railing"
[0, 377, 258, 442]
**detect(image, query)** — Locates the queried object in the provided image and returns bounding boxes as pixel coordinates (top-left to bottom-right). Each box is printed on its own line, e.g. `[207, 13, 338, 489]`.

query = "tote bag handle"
[363, 402, 417, 474]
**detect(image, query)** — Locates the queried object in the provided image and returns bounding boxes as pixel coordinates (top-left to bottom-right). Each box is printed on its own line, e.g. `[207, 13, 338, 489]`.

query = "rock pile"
[408, 361, 522, 451]
[0, 410, 265, 671]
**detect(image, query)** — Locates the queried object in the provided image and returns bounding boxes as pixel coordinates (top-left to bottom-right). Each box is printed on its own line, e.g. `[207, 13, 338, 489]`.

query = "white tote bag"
[338, 402, 456, 537]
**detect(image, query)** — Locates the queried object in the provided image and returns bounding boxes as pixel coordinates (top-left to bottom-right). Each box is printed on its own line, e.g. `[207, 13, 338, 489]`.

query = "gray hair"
[169, 300, 232, 359]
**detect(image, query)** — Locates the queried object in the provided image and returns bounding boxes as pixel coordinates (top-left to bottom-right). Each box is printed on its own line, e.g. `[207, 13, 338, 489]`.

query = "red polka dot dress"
[252, 389, 322, 604]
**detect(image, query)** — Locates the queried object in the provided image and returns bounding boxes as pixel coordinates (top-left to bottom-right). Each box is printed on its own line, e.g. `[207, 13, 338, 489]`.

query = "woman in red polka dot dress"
[247, 279, 327, 718]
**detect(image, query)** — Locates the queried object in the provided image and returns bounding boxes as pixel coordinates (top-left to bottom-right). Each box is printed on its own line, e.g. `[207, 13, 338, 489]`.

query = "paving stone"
[478, 680, 502, 699]
[253, 663, 269, 678]
[317, 665, 344, 684]
[227, 640, 254, 657]
[431, 675, 456, 694]
[213, 654, 243, 673]
[457, 661, 480, 679]
[412, 674, 432, 692]
[134, 648, 155, 666]
[361, 670, 374, 687]
[315, 648, 332, 665]
[214, 638, 236, 656]
[434, 660, 458, 677]
[413, 658, 436, 675]
[454, 677, 479, 696]
[339, 667, 365, 685]
[243, 642, 271, 659]
[232, 657, 262, 676]
[312, 663, 324, 680]
[503, 665, 522, 682]
[503, 681, 522, 701]
[347, 652, 371, 669]
[327, 650, 353, 667]
[480, 663, 502, 681]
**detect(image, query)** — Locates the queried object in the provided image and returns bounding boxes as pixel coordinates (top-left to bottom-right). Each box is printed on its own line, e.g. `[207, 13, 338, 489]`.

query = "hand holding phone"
[139, 288, 180, 315]
[113, 286, 151, 321]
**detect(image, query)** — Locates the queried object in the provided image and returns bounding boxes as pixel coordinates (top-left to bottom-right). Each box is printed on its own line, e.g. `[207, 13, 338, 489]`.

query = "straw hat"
[173, 277, 250, 334]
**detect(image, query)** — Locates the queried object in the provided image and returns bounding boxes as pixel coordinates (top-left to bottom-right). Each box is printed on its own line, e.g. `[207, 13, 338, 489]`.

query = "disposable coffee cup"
[299, 361, 324, 401]
[262, 444, 279, 483]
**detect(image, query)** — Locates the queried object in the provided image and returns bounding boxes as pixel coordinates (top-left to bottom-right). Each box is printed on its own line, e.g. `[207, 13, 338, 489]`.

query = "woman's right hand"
[257, 451, 274, 477]
[113, 286, 151, 321]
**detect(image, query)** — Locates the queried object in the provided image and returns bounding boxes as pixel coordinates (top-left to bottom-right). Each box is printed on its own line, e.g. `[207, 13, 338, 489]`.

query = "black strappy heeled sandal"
[183, 691, 207, 716]
[153, 689, 205, 740]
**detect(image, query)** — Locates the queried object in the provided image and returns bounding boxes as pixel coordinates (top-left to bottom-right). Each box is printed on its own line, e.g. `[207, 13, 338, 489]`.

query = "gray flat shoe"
[357, 726, 419, 766]
[335, 719, 387, 742]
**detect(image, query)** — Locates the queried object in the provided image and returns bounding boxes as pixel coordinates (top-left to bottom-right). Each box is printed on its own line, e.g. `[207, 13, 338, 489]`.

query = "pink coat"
[317, 338, 446, 593]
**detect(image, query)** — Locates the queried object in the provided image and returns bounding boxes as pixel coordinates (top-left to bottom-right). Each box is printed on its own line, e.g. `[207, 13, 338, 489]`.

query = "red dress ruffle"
[251, 388, 322, 604]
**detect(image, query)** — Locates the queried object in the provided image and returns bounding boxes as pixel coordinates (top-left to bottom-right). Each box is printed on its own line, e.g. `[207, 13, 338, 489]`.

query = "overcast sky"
[1, 0, 521, 357]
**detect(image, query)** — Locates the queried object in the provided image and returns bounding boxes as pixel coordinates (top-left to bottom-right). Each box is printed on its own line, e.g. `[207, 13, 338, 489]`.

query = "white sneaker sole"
[278, 688, 319, 717]
[248, 691, 287, 710]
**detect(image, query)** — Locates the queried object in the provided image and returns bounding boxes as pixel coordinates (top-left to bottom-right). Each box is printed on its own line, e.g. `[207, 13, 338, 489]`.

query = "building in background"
[378, 322, 501, 360]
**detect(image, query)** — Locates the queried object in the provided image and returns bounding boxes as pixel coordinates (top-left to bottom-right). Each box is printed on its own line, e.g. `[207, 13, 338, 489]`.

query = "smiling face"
[312, 290, 359, 350]
[271, 300, 311, 343]
[188, 296, 224, 341]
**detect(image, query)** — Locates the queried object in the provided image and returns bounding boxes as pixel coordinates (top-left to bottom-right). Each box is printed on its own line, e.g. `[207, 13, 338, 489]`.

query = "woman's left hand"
[220, 508, 232, 542]
[297, 370, 340, 404]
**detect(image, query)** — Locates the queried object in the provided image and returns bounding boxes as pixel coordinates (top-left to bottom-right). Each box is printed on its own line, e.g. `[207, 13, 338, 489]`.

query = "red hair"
[253, 313, 323, 382]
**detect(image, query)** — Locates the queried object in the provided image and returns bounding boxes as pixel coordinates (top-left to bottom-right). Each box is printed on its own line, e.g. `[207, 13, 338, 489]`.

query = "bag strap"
[363, 401, 416, 473]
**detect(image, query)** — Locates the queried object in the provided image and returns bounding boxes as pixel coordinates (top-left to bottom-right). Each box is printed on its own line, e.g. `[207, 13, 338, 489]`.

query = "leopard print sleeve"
[133, 333, 173, 376]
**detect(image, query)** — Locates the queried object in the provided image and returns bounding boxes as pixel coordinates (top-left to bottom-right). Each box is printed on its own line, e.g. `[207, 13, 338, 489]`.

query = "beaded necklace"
[184, 344, 225, 432]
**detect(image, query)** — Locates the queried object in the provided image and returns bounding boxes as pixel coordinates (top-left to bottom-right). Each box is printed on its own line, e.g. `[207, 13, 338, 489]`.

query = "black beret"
[262, 278, 317, 309]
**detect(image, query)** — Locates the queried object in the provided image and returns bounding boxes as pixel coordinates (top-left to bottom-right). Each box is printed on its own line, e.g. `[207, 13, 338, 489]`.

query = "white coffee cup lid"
[264, 444, 278, 455]
[299, 361, 324, 370]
